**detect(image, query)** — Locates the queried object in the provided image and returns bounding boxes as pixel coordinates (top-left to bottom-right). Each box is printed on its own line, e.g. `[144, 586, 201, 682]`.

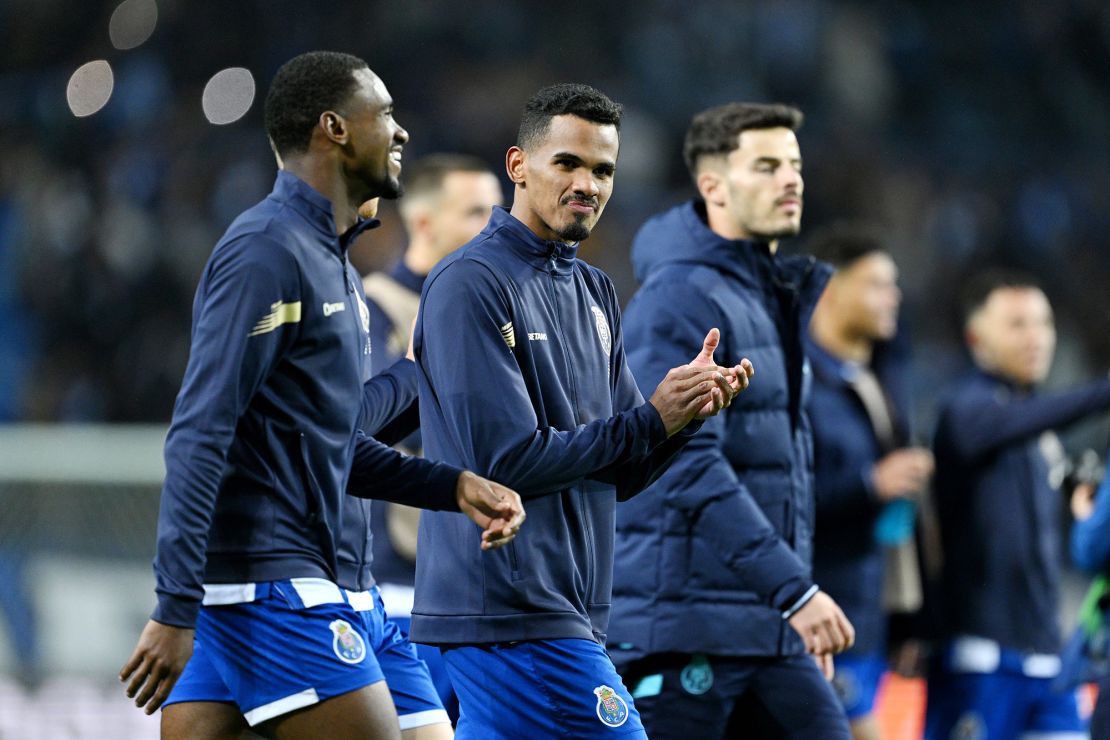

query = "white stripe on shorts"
[398, 709, 452, 730]
[289, 578, 344, 608]
[243, 687, 319, 726]
[201, 583, 257, 605]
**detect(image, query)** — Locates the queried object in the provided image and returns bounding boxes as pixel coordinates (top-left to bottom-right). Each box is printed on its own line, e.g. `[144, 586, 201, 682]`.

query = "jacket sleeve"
[1072, 449, 1110, 573]
[417, 258, 669, 499]
[589, 276, 703, 501]
[346, 429, 461, 510]
[152, 235, 301, 628]
[941, 378, 1110, 462]
[360, 358, 420, 444]
[813, 444, 880, 523]
[621, 281, 814, 611]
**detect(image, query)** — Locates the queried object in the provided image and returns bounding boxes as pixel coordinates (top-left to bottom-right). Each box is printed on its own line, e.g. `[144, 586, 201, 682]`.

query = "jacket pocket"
[297, 433, 323, 526]
[507, 541, 523, 582]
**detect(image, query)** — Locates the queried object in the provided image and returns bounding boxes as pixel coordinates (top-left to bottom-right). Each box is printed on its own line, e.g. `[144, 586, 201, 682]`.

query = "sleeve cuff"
[419, 463, 467, 512]
[640, 402, 670, 447]
[781, 584, 820, 620]
[152, 594, 201, 628]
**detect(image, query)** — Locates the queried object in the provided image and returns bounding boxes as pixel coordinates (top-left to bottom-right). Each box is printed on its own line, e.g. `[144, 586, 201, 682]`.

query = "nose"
[572, 171, 600, 199]
[780, 166, 802, 191]
[394, 122, 409, 145]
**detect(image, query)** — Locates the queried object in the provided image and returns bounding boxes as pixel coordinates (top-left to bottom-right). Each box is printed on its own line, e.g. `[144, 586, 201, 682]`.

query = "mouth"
[776, 196, 801, 210]
[389, 149, 403, 169]
[563, 198, 598, 215]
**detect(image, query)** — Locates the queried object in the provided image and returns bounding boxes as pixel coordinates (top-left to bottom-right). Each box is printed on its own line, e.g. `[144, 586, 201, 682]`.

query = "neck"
[402, 238, 440, 277]
[704, 204, 778, 253]
[811, 310, 872, 365]
[282, 156, 361, 234]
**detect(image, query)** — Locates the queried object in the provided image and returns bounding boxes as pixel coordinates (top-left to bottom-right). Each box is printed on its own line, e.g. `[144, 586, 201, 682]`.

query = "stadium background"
[1, 0, 1109, 737]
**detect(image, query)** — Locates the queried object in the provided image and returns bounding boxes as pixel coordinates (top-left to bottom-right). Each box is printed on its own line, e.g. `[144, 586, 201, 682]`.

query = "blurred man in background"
[360, 154, 503, 724]
[805, 225, 934, 740]
[1069, 450, 1110, 738]
[609, 102, 854, 739]
[927, 271, 1110, 739]
[119, 51, 524, 740]
[411, 83, 749, 738]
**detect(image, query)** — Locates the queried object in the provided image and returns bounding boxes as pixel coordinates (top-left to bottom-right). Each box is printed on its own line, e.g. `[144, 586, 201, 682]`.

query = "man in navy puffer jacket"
[610, 102, 854, 739]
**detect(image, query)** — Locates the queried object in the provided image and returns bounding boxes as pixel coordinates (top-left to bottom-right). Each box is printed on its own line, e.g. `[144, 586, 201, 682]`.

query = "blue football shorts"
[925, 639, 1086, 739]
[831, 650, 886, 720]
[352, 587, 449, 730]
[165, 579, 445, 729]
[442, 638, 646, 739]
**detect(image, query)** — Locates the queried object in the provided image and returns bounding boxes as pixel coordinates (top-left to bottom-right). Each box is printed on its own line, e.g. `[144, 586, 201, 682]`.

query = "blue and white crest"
[590, 306, 612, 356]
[680, 654, 714, 695]
[593, 685, 629, 728]
[328, 619, 366, 664]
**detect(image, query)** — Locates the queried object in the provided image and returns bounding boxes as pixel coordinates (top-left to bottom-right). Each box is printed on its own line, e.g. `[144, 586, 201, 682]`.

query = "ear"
[506, 146, 526, 186]
[410, 208, 435, 240]
[319, 111, 349, 146]
[696, 169, 725, 207]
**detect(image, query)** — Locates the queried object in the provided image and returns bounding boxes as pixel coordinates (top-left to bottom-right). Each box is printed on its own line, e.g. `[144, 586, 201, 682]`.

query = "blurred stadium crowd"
[2, 0, 1110, 426]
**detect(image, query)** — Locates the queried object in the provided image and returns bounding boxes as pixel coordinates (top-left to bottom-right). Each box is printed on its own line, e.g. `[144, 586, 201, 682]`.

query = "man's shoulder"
[215, 198, 304, 260]
[424, 243, 504, 298]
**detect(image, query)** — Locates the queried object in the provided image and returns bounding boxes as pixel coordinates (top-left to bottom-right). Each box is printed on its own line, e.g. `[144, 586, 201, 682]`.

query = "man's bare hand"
[814, 653, 835, 681]
[119, 620, 194, 714]
[456, 471, 526, 550]
[787, 591, 855, 656]
[649, 365, 736, 436]
[1071, 482, 1097, 521]
[871, 448, 934, 501]
[689, 328, 754, 417]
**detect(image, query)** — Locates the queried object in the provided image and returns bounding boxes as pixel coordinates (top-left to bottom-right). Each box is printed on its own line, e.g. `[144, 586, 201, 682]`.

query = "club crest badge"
[329, 619, 366, 664]
[680, 654, 714, 695]
[590, 306, 611, 356]
[593, 685, 629, 728]
[357, 296, 370, 335]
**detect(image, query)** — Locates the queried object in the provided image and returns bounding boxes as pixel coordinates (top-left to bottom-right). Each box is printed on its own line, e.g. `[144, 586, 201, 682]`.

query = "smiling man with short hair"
[411, 83, 752, 738]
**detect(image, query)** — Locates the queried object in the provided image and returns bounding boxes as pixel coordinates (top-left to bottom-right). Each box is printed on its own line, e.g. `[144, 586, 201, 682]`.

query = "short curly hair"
[683, 103, 803, 181]
[264, 51, 367, 156]
[517, 83, 622, 151]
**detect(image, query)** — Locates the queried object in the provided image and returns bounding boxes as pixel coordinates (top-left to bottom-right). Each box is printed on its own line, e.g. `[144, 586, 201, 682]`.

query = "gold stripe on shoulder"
[249, 301, 302, 337]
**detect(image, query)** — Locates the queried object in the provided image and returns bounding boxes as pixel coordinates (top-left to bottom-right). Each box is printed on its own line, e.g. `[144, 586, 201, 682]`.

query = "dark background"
[2, 0, 1110, 439]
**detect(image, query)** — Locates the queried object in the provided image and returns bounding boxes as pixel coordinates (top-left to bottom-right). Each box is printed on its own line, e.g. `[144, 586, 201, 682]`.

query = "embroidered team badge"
[593, 685, 629, 728]
[357, 296, 370, 334]
[328, 619, 366, 664]
[590, 306, 611, 355]
[680, 654, 714, 695]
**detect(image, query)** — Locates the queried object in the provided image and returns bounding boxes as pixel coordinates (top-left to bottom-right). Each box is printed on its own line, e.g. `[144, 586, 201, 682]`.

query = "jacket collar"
[271, 170, 380, 255]
[805, 338, 861, 388]
[488, 206, 579, 276]
[388, 260, 426, 293]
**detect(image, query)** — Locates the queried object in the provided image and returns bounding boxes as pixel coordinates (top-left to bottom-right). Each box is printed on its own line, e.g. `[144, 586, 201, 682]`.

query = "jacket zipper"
[545, 245, 595, 605]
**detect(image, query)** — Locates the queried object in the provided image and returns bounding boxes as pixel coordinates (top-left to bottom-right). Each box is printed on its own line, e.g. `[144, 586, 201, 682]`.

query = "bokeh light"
[201, 67, 256, 125]
[66, 60, 114, 117]
[109, 0, 158, 50]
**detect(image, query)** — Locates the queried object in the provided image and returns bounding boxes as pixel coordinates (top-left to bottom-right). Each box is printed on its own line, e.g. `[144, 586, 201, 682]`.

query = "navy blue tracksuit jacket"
[807, 338, 913, 655]
[410, 207, 698, 646]
[610, 199, 832, 660]
[933, 370, 1110, 653]
[152, 172, 461, 628]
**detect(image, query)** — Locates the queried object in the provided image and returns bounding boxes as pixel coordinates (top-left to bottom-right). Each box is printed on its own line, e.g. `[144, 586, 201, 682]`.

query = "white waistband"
[201, 578, 379, 611]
